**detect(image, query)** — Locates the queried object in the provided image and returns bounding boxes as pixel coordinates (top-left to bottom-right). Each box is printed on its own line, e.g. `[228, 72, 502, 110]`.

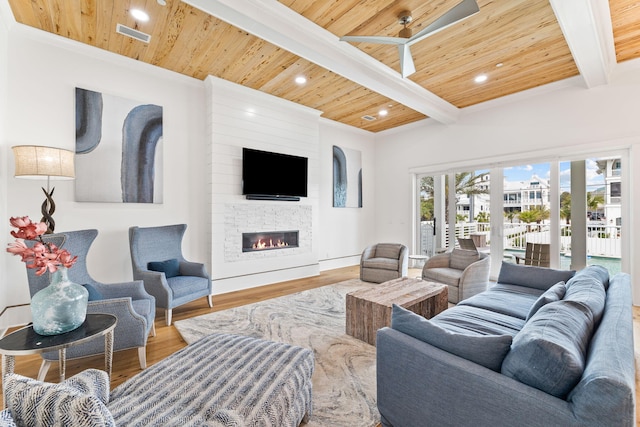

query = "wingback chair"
[421, 248, 490, 303]
[360, 243, 409, 283]
[129, 224, 213, 326]
[25, 230, 156, 380]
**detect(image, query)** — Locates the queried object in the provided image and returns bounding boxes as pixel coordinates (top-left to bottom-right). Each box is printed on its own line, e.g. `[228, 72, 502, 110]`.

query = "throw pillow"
[497, 261, 576, 291]
[375, 244, 402, 260]
[4, 370, 115, 427]
[390, 304, 512, 372]
[83, 284, 103, 301]
[449, 248, 481, 271]
[525, 281, 566, 321]
[563, 275, 606, 325]
[147, 258, 180, 278]
[501, 299, 593, 398]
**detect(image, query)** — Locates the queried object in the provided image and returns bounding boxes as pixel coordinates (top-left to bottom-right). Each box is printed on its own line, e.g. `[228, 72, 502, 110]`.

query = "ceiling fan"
[340, 0, 480, 78]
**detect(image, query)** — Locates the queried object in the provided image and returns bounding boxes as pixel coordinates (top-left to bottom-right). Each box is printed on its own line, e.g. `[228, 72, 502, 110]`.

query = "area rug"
[173, 279, 380, 427]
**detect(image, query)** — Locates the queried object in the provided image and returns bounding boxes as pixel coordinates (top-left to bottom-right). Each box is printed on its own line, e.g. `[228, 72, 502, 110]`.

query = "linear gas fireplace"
[242, 230, 299, 252]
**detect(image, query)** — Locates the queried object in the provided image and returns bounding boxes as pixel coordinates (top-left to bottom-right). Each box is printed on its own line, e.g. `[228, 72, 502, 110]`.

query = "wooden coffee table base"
[346, 277, 448, 346]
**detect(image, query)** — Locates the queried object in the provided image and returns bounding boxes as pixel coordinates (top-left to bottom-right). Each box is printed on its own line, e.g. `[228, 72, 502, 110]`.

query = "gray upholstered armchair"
[360, 243, 409, 283]
[421, 248, 490, 303]
[129, 224, 213, 326]
[25, 230, 156, 380]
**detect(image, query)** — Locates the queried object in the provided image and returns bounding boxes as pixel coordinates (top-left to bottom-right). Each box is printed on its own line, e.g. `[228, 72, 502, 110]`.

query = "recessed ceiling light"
[378, 109, 388, 116]
[474, 74, 488, 83]
[130, 9, 149, 22]
[295, 76, 307, 85]
[157, 0, 167, 5]
[496, 62, 504, 68]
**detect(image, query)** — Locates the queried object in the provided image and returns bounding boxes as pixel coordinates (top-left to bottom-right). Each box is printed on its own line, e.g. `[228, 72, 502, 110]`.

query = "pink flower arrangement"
[6, 216, 77, 276]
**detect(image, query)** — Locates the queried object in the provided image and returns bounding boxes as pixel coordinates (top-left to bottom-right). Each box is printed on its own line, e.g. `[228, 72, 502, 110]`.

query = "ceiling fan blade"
[398, 44, 416, 78]
[340, 35, 408, 45]
[407, 0, 479, 46]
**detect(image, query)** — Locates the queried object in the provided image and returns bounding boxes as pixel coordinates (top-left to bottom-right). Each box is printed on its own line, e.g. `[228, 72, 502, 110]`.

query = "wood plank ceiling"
[6, 0, 640, 133]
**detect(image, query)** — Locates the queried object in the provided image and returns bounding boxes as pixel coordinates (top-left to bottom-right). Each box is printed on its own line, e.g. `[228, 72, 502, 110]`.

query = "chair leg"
[37, 360, 52, 381]
[150, 322, 156, 337]
[138, 347, 147, 369]
[165, 309, 172, 326]
[207, 294, 213, 308]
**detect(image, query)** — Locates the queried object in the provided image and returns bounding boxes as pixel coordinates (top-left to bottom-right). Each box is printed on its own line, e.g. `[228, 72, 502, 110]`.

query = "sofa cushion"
[4, 369, 114, 427]
[422, 267, 462, 286]
[501, 299, 594, 398]
[148, 258, 181, 278]
[526, 281, 566, 321]
[458, 283, 543, 320]
[432, 305, 525, 336]
[362, 258, 399, 271]
[391, 304, 512, 371]
[497, 262, 575, 291]
[375, 243, 402, 260]
[449, 249, 480, 270]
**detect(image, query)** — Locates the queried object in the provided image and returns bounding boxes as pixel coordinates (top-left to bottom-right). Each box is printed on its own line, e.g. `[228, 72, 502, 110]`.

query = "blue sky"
[503, 160, 604, 192]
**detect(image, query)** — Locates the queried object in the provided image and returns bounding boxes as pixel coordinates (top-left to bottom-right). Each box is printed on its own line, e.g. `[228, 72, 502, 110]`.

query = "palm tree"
[475, 211, 490, 223]
[504, 210, 518, 223]
[560, 191, 571, 224]
[420, 172, 489, 221]
[587, 192, 604, 216]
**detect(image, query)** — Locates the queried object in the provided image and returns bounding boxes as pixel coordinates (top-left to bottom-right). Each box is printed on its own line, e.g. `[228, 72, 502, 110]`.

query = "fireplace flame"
[252, 238, 289, 250]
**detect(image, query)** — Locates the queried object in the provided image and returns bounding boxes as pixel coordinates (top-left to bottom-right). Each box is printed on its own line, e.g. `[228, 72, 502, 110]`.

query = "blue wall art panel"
[75, 87, 163, 203]
[333, 145, 362, 208]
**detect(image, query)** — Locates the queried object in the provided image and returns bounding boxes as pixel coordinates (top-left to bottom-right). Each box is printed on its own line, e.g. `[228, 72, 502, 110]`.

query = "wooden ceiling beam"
[549, 0, 616, 88]
[183, 0, 460, 124]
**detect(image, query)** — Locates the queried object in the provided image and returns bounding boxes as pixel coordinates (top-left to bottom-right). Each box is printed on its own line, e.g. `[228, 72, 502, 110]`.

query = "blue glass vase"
[30, 266, 89, 336]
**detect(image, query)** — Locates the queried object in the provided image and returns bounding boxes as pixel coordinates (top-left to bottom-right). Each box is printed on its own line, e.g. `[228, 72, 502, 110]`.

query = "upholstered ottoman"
[109, 333, 315, 426]
[1, 333, 314, 427]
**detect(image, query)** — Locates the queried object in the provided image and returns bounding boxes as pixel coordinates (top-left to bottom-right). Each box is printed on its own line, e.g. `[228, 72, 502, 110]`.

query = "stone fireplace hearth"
[224, 204, 312, 262]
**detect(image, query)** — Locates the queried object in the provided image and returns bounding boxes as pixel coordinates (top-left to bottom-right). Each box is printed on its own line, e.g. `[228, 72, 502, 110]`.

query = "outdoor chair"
[360, 243, 409, 283]
[515, 242, 550, 267]
[129, 224, 213, 325]
[25, 229, 156, 380]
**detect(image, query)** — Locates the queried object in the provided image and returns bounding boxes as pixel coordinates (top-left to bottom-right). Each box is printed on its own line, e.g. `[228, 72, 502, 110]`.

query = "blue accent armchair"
[25, 230, 156, 380]
[128, 224, 213, 325]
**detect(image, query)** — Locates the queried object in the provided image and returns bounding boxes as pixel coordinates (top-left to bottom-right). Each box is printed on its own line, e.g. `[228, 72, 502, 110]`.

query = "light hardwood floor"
[2, 265, 639, 423]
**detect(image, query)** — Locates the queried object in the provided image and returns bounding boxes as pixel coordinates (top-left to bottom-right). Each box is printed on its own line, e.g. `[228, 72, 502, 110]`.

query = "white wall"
[1, 22, 377, 311]
[318, 119, 377, 270]
[374, 60, 640, 302]
[0, 7, 9, 312]
[207, 76, 322, 293]
[2, 25, 209, 306]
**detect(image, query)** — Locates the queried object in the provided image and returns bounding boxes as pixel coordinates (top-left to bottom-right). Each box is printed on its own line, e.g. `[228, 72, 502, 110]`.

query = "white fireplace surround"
[224, 204, 312, 262]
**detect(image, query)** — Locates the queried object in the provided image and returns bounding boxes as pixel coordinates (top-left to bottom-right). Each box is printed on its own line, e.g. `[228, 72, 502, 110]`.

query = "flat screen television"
[242, 148, 308, 201]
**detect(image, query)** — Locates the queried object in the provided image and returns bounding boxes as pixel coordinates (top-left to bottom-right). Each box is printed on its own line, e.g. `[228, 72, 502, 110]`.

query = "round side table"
[0, 313, 117, 406]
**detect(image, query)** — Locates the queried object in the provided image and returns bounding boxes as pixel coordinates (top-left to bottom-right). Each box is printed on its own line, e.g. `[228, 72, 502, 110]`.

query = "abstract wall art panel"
[333, 145, 362, 208]
[75, 87, 163, 203]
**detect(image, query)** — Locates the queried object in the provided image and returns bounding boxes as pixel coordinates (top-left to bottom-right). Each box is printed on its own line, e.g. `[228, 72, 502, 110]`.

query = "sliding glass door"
[413, 152, 625, 278]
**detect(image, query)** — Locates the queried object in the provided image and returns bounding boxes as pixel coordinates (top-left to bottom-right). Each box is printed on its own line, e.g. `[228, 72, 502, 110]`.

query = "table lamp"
[12, 145, 75, 234]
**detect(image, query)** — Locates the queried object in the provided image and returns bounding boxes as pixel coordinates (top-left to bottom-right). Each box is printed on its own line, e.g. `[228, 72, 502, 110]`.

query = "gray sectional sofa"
[377, 262, 635, 427]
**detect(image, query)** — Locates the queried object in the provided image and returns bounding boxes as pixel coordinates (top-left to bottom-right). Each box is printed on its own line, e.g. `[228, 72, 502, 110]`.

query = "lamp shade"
[12, 145, 75, 180]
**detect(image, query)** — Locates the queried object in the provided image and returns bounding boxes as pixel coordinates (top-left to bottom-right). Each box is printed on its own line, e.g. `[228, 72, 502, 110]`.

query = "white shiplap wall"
[206, 76, 321, 294]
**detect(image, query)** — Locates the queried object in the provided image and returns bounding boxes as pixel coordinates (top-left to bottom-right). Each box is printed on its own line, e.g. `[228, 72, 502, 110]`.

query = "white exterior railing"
[419, 221, 621, 259]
